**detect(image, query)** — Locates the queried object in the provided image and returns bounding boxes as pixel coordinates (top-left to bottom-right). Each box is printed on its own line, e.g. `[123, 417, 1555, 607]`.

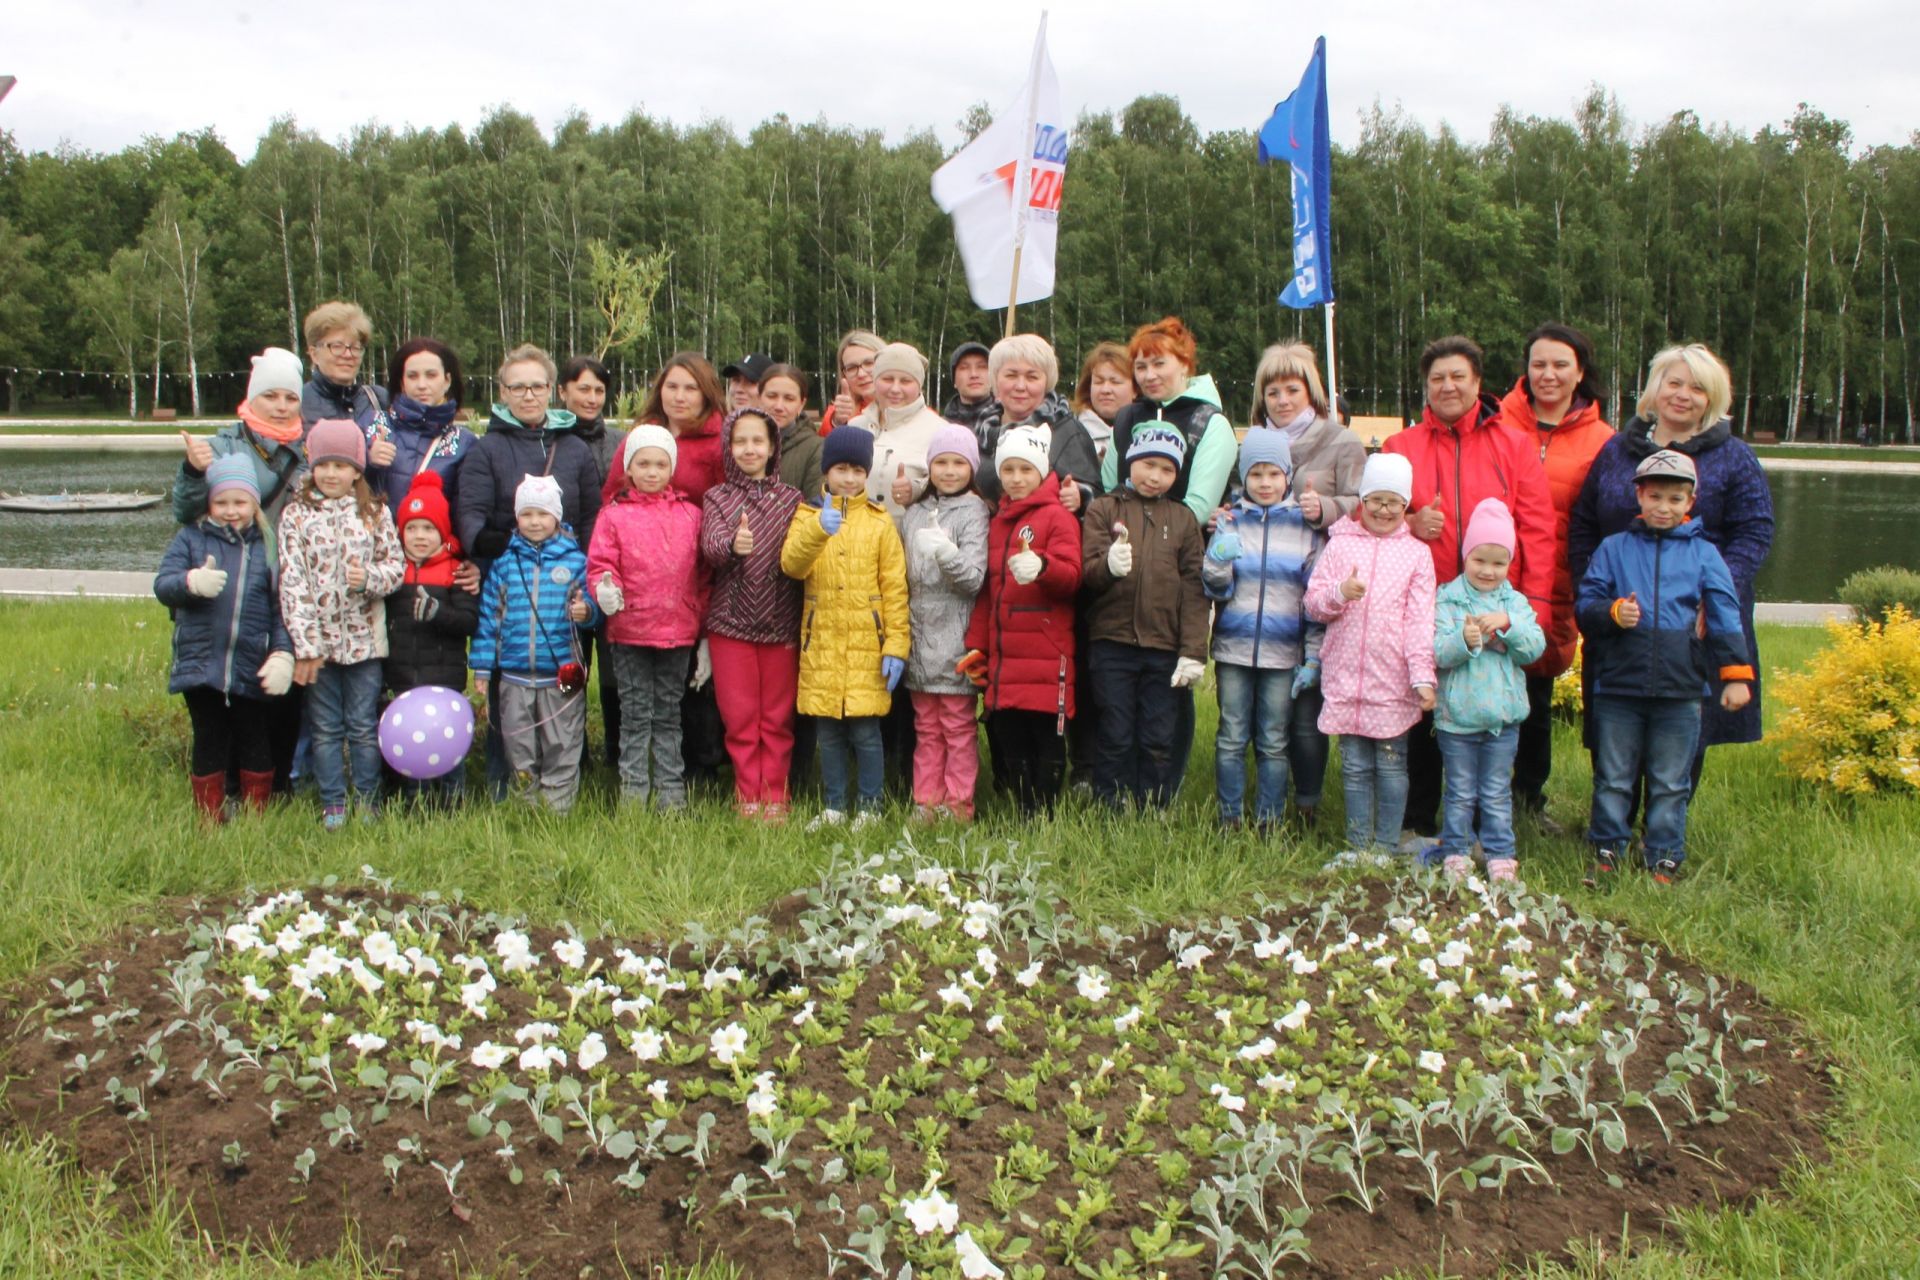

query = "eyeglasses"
[840, 357, 876, 377]
[504, 382, 551, 396]
[319, 341, 365, 357]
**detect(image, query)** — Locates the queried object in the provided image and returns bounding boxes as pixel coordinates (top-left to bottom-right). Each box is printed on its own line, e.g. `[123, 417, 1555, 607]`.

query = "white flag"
[930, 15, 1066, 311]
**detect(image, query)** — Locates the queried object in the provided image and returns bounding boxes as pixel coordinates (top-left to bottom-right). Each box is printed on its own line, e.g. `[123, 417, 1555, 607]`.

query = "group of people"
[155, 300, 1775, 882]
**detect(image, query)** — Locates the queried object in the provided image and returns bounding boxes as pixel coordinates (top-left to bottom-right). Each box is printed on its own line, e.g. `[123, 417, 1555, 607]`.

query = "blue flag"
[1258, 38, 1334, 308]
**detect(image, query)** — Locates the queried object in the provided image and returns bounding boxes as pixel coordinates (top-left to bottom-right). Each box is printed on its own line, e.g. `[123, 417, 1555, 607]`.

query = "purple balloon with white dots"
[378, 686, 476, 780]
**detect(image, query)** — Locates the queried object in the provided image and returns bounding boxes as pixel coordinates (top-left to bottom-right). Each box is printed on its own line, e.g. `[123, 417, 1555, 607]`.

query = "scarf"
[390, 395, 460, 433]
[1270, 407, 1317, 443]
[236, 400, 304, 445]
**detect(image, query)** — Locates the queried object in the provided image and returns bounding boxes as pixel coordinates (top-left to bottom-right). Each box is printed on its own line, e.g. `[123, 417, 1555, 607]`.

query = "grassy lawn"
[0, 604, 1913, 1277]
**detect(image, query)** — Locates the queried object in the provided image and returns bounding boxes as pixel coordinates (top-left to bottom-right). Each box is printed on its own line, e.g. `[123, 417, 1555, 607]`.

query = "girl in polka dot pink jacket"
[1304, 453, 1437, 856]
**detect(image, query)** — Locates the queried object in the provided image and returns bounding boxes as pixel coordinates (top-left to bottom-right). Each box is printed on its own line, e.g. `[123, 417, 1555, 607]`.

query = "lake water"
[1, 450, 1914, 602]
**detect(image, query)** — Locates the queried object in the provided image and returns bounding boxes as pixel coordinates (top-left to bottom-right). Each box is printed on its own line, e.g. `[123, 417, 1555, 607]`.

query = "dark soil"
[0, 881, 1831, 1279]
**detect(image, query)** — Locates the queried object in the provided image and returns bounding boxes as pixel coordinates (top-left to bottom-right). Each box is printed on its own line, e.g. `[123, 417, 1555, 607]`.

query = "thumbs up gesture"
[1462, 615, 1484, 649]
[890, 461, 912, 507]
[368, 420, 397, 468]
[186, 553, 228, 598]
[594, 571, 625, 616]
[1298, 477, 1322, 523]
[1206, 511, 1242, 563]
[732, 508, 755, 556]
[1615, 592, 1641, 629]
[1106, 520, 1133, 578]
[1008, 526, 1043, 584]
[344, 557, 367, 589]
[1410, 492, 1446, 541]
[181, 430, 214, 472]
[912, 509, 951, 558]
[1339, 565, 1367, 602]
[817, 495, 844, 535]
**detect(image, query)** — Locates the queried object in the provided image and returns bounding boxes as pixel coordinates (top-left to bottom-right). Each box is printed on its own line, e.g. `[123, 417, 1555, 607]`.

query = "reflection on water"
[2, 451, 1916, 602]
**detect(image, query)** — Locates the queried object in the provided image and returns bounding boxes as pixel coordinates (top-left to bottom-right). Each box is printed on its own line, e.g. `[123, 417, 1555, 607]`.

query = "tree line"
[0, 87, 1913, 441]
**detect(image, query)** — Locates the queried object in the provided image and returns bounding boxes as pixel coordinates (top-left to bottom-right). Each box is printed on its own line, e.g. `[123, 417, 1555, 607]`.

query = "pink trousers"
[709, 635, 798, 805]
[909, 690, 979, 817]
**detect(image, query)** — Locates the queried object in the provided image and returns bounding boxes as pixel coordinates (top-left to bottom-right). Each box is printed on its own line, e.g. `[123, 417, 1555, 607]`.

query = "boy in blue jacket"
[1575, 450, 1752, 886]
[471, 475, 600, 812]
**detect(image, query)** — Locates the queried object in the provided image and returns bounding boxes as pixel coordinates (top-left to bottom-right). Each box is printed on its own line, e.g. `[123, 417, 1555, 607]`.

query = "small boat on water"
[0, 490, 165, 513]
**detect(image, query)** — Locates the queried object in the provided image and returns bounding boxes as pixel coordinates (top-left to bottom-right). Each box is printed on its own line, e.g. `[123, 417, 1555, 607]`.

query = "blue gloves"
[881, 655, 906, 691]
[817, 497, 844, 535]
[1206, 528, 1242, 563]
[1291, 661, 1320, 698]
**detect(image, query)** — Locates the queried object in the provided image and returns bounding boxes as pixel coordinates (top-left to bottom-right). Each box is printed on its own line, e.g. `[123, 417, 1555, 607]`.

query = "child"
[899, 424, 990, 821]
[588, 425, 711, 812]
[1079, 425, 1209, 809]
[1201, 428, 1324, 831]
[155, 454, 295, 821]
[701, 408, 805, 820]
[1429, 498, 1546, 881]
[279, 419, 405, 829]
[1304, 453, 1437, 860]
[1575, 450, 1751, 886]
[959, 426, 1081, 814]
[470, 474, 601, 813]
[385, 470, 480, 804]
[780, 427, 909, 830]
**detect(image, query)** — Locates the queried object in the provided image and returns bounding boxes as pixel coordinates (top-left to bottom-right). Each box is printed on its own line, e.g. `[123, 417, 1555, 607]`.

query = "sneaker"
[1485, 858, 1519, 883]
[737, 801, 762, 820]
[1398, 830, 1440, 858]
[805, 808, 847, 833]
[849, 810, 881, 833]
[761, 802, 789, 826]
[1323, 848, 1395, 871]
[1584, 846, 1621, 888]
[1529, 810, 1567, 838]
[321, 804, 348, 832]
[1650, 858, 1682, 885]
[1442, 854, 1472, 879]
[1220, 815, 1244, 833]
[913, 803, 940, 825]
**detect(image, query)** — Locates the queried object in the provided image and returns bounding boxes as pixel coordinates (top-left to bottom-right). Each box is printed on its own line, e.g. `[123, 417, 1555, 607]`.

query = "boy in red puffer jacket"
[385, 470, 480, 803]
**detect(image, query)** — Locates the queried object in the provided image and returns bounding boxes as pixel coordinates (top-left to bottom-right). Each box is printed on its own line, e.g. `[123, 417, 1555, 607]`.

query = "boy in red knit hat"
[385, 470, 479, 804]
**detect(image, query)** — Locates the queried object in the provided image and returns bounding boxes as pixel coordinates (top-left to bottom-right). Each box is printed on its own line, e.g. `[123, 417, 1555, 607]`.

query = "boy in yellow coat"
[781, 427, 910, 829]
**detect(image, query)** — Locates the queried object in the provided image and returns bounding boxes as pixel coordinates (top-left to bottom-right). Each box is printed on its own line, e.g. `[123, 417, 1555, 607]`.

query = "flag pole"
[1006, 246, 1024, 337]
[1004, 12, 1048, 340]
[1323, 300, 1339, 411]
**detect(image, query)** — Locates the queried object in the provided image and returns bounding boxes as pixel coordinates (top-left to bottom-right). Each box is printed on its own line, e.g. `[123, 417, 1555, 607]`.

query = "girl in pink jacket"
[1305, 453, 1437, 858]
[587, 426, 712, 811]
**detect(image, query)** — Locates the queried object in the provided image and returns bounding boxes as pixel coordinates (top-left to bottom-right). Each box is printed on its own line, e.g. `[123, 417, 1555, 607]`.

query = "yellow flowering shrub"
[1552, 638, 1584, 717]
[1769, 606, 1920, 796]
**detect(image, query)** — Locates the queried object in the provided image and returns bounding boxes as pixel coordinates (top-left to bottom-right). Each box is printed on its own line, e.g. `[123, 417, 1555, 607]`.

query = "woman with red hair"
[1099, 317, 1240, 530]
[621, 353, 728, 505]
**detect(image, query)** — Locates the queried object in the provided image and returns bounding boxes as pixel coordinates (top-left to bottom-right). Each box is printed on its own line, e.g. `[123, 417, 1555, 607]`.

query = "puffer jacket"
[384, 546, 479, 693]
[1102, 374, 1240, 528]
[1383, 393, 1556, 615]
[1202, 497, 1324, 670]
[778, 416, 825, 500]
[1432, 576, 1546, 734]
[1079, 487, 1209, 661]
[172, 417, 306, 528]
[1498, 379, 1614, 678]
[853, 399, 946, 519]
[964, 474, 1081, 716]
[302, 374, 389, 431]
[702, 410, 805, 646]
[471, 530, 600, 682]
[780, 493, 910, 719]
[454, 408, 603, 566]
[155, 517, 291, 699]
[572, 416, 628, 489]
[377, 397, 477, 516]
[278, 491, 404, 664]
[1304, 514, 1437, 739]
[670, 411, 727, 503]
[899, 491, 990, 694]
[1575, 517, 1752, 701]
[970, 391, 1102, 506]
[587, 483, 709, 650]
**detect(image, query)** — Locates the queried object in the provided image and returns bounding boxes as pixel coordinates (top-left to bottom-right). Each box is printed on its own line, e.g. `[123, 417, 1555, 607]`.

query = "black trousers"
[985, 709, 1065, 814]
[1405, 710, 1442, 835]
[186, 688, 272, 778]
[1089, 641, 1179, 808]
[1513, 673, 1555, 809]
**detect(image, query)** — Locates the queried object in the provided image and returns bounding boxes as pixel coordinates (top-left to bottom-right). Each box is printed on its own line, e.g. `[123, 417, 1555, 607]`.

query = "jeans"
[1437, 726, 1520, 861]
[1089, 640, 1179, 808]
[1214, 663, 1294, 824]
[1289, 682, 1328, 809]
[1340, 732, 1409, 853]
[307, 658, 384, 807]
[1513, 673, 1555, 808]
[608, 643, 691, 807]
[817, 715, 884, 812]
[1588, 694, 1702, 866]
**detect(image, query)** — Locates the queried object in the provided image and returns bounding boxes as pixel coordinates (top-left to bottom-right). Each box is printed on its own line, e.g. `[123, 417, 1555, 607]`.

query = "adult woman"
[1070, 341, 1133, 464]
[302, 300, 393, 447]
[1499, 324, 1615, 829]
[970, 333, 1100, 510]
[559, 355, 627, 489]
[1248, 341, 1367, 825]
[761, 363, 822, 498]
[854, 342, 948, 518]
[1101, 318, 1239, 529]
[631, 353, 726, 503]
[820, 330, 884, 435]
[1384, 335, 1555, 837]
[1568, 343, 1772, 780]
[378, 338, 476, 515]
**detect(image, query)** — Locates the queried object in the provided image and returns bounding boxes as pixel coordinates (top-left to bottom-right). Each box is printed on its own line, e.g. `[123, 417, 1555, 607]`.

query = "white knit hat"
[995, 425, 1051, 478]
[1359, 453, 1414, 502]
[247, 347, 304, 401]
[621, 423, 678, 475]
[514, 474, 565, 522]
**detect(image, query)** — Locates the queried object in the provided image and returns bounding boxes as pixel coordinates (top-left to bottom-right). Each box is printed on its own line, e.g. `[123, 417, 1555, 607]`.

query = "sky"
[4, 0, 1917, 159]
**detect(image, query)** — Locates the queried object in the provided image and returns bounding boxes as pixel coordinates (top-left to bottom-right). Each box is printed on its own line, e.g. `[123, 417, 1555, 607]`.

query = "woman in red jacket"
[1498, 324, 1614, 831]
[1385, 335, 1555, 837]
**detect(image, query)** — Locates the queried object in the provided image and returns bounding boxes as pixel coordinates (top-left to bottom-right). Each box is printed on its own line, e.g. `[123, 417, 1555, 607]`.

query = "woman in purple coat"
[1568, 343, 1773, 778]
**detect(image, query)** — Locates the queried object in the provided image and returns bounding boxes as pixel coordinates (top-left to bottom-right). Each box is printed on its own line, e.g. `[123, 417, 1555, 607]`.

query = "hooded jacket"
[1432, 575, 1546, 734]
[899, 489, 990, 695]
[666, 410, 727, 504]
[853, 398, 946, 518]
[701, 410, 805, 646]
[1498, 378, 1614, 678]
[969, 390, 1102, 506]
[277, 490, 405, 664]
[777, 415, 825, 499]
[1383, 393, 1556, 616]
[155, 517, 291, 699]
[587, 479, 710, 651]
[454, 408, 602, 566]
[384, 542, 480, 693]
[471, 529, 600, 683]
[1201, 496, 1324, 671]
[377, 397, 477, 516]
[1101, 374, 1239, 528]
[1304, 514, 1437, 739]
[1080, 486, 1209, 661]
[780, 493, 910, 719]
[964, 473, 1081, 715]
[172, 419, 306, 528]
[1576, 517, 1752, 702]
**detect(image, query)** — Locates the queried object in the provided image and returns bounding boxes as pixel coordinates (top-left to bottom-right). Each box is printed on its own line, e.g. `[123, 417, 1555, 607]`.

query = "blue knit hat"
[821, 426, 875, 475]
[1237, 427, 1293, 483]
[1126, 424, 1186, 469]
[206, 453, 261, 503]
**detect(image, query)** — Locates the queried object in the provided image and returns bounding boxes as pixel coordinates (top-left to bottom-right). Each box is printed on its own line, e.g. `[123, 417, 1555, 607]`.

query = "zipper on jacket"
[1249, 509, 1270, 668]
[222, 532, 248, 705]
[1356, 536, 1381, 704]
[1651, 534, 1665, 691]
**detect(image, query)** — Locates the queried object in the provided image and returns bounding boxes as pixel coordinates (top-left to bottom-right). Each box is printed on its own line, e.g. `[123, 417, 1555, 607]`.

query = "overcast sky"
[5, 0, 1916, 159]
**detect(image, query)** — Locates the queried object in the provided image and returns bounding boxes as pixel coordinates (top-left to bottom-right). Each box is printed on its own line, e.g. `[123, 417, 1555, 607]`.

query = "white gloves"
[1171, 657, 1206, 689]
[1106, 538, 1133, 579]
[258, 651, 294, 697]
[1008, 549, 1043, 585]
[186, 555, 228, 599]
[912, 526, 950, 558]
[691, 638, 712, 690]
[594, 572, 625, 617]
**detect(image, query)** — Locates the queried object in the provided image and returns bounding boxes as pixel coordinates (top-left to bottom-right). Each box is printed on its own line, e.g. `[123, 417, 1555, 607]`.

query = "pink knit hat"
[1462, 497, 1516, 558]
[305, 418, 366, 472]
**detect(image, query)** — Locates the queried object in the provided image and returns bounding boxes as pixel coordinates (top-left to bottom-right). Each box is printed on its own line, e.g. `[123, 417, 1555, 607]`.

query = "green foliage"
[1770, 607, 1920, 795]
[1836, 564, 1920, 623]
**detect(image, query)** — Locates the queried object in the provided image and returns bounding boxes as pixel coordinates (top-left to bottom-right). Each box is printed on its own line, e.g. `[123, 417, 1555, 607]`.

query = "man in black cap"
[722, 353, 774, 412]
[941, 341, 993, 431]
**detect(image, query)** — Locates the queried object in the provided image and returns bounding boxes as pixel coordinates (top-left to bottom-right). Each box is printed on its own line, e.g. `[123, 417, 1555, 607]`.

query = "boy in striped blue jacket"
[471, 475, 601, 812]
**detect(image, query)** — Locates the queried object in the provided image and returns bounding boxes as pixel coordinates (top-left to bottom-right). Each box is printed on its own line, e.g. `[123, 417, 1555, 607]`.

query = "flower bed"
[1, 849, 1826, 1278]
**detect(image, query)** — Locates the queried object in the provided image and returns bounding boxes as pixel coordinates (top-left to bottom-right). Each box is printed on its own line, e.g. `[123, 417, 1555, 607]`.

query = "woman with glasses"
[821, 330, 884, 435]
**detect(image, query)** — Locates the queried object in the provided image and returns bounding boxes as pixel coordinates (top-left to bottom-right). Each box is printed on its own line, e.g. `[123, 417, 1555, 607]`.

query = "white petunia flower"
[1258, 1071, 1298, 1093]
[709, 1022, 749, 1065]
[514, 1022, 559, 1044]
[362, 931, 400, 967]
[611, 996, 654, 1020]
[631, 1028, 665, 1061]
[347, 959, 383, 995]
[1177, 944, 1214, 970]
[1410, 926, 1432, 945]
[790, 1001, 815, 1027]
[900, 1189, 959, 1236]
[1291, 953, 1318, 976]
[471, 1042, 512, 1070]
[1433, 979, 1461, 1000]
[1418, 1050, 1446, 1073]
[1213, 1008, 1232, 1028]
[984, 1014, 1005, 1034]
[1209, 1082, 1246, 1112]
[576, 1032, 608, 1071]
[1251, 936, 1289, 961]
[1238, 1036, 1278, 1062]
[1075, 969, 1109, 1003]
[294, 909, 327, 937]
[913, 866, 951, 891]
[225, 923, 262, 952]
[1555, 976, 1579, 1001]
[553, 938, 587, 969]
[646, 1079, 669, 1101]
[518, 1043, 566, 1073]
[1015, 960, 1044, 988]
[1276, 999, 1312, 1032]
[241, 974, 271, 1002]
[936, 983, 975, 1011]
[703, 965, 744, 991]
[347, 1033, 387, 1055]
[876, 873, 903, 895]
[1113, 1006, 1142, 1033]
[954, 1231, 1004, 1279]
